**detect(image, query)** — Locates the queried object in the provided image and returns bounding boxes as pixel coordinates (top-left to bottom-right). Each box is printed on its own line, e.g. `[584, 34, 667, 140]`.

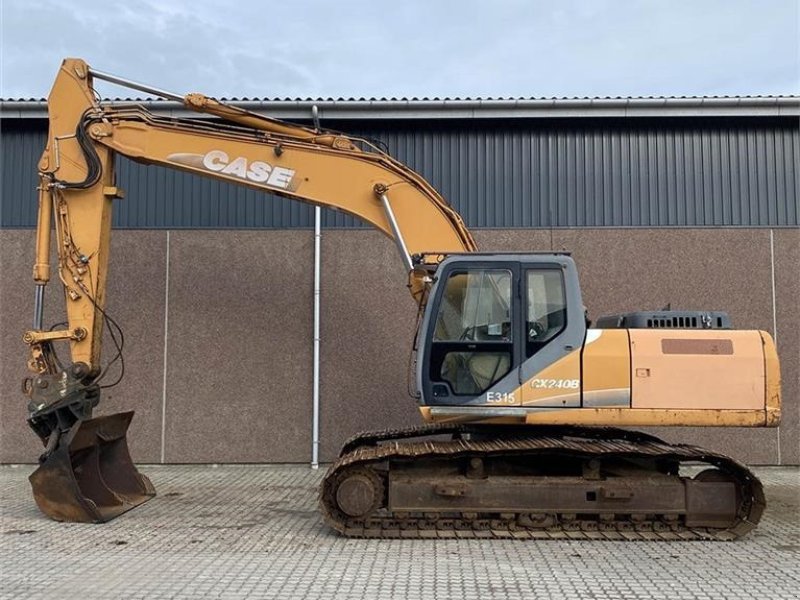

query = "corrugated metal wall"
[2, 117, 798, 228]
[1, 122, 45, 227]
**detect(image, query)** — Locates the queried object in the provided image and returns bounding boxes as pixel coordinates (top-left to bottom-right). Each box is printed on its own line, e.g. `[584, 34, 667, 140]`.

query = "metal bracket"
[23, 328, 87, 345]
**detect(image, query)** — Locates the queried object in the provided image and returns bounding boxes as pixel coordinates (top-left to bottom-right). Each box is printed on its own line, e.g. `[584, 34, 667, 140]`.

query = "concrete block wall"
[1, 227, 797, 464]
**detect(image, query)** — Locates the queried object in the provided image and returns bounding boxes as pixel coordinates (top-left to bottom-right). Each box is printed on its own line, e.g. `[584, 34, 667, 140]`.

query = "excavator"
[21, 58, 781, 540]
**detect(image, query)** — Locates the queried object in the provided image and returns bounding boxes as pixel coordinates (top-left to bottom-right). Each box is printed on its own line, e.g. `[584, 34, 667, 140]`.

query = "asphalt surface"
[1, 465, 798, 600]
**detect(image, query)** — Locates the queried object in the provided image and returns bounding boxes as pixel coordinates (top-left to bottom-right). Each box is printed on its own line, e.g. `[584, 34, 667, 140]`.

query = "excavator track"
[320, 425, 765, 540]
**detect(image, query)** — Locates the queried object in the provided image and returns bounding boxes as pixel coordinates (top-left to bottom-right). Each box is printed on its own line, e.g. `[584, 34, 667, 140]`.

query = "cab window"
[434, 270, 512, 342]
[432, 269, 512, 395]
[526, 270, 566, 357]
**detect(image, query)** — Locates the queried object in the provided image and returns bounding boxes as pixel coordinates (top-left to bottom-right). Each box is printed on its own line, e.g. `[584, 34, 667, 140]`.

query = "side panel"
[520, 350, 581, 407]
[581, 329, 631, 408]
[630, 329, 765, 410]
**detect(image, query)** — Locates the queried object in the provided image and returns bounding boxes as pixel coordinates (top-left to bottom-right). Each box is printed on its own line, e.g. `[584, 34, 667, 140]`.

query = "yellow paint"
[34, 59, 116, 370]
[524, 408, 769, 427]
[761, 331, 782, 426]
[420, 406, 770, 427]
[581, 329, 631, 406]
[520, 350, 581, 406]
[630, 329, 765, 410]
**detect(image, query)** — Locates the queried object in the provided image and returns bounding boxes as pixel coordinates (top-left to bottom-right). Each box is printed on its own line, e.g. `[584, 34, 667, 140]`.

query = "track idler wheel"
[29, 411, 155, 523]
[333, 467, 384, 518]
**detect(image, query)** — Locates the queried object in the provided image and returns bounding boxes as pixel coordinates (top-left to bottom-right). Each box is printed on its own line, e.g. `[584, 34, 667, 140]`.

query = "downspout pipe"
[311, 104, 322, 469]
[312, 205, 321, 468]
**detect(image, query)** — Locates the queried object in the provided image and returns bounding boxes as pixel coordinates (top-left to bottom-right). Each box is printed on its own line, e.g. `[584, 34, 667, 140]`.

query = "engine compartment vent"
[595, 310, 732, 330]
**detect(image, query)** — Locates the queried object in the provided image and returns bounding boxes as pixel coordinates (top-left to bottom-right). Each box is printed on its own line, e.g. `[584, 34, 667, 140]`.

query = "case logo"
[167, 150, 297, 190]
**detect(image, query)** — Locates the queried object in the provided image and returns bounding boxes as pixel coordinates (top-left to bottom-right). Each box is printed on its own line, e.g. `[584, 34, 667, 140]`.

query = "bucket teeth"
[29, 411, 155, 523]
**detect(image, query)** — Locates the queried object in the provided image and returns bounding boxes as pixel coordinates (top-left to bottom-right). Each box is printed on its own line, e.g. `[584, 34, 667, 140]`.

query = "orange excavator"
[22, 58, 780, 539]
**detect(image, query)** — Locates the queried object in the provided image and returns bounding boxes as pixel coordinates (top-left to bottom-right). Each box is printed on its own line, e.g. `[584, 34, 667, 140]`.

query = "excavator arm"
[23, 58, 475, 522]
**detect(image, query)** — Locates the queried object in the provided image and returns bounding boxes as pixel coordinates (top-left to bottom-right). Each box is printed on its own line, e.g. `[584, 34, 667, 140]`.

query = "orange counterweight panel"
[630, 329, 766, 410]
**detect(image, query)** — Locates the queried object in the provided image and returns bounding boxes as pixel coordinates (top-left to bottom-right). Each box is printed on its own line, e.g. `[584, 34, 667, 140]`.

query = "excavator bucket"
[29, 411, 155, 523]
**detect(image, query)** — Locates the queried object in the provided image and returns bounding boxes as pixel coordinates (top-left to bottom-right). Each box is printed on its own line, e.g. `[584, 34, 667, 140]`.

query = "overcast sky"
[1, 0, 798, 100]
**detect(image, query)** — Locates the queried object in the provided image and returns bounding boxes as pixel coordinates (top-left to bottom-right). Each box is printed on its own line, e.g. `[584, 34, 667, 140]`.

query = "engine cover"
[595, 310, 731, 330]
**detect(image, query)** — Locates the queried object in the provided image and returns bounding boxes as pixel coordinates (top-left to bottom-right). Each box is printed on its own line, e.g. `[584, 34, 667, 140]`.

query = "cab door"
[519, 264, 585, 407]
[423, 262, 522, 406]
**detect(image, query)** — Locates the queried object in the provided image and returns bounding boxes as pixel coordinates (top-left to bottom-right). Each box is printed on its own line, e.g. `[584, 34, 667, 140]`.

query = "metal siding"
[1, 117, 798, 228]
[787, 129, 799, 224]
[1, 124, 45, 227]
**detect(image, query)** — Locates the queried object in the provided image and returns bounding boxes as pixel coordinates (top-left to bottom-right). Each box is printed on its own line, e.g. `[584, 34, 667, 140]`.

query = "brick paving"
[1, 465, 798, 600]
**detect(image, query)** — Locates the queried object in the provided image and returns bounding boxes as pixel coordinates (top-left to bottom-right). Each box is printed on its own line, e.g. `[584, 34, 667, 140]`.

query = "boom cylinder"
[33, 182, 52, 286]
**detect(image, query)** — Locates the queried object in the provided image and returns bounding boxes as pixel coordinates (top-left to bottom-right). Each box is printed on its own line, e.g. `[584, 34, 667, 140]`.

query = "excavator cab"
[418, 253, 586, 412]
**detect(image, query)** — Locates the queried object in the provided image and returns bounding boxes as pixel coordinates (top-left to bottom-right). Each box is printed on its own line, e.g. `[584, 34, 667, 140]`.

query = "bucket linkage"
[24, 363, 155, 523]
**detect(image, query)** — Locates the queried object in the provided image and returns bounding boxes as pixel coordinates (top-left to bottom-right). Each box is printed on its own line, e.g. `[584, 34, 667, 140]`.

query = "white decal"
[248, 161, 271, 183]
[268, 166, 294, 188]
[201, 150, 228, 172]
[487, 391, 516, 404]
[220, 156, 248, 178]
[183, 150, 295, 189]
[531, 379, 580, 390]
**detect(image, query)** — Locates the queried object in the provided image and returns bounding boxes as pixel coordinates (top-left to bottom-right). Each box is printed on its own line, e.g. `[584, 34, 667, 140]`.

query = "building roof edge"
[2, 95, 799, 119]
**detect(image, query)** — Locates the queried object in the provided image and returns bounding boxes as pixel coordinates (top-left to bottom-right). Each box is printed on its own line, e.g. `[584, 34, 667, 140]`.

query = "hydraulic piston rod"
[32, 181, 53, 331]
[375, 187, 413, 273]
[88, 68, 184, 102]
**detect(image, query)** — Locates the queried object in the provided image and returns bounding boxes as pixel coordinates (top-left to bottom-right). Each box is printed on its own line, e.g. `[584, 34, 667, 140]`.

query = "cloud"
[1, 0, 797, 99]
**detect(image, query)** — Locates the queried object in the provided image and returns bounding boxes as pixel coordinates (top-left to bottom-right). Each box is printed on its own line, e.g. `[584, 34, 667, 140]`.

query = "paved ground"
[1, 465, 798, 600]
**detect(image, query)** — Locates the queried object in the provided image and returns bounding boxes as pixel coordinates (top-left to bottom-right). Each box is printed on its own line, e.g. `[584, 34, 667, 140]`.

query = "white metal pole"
[311, 206, 321, 468]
